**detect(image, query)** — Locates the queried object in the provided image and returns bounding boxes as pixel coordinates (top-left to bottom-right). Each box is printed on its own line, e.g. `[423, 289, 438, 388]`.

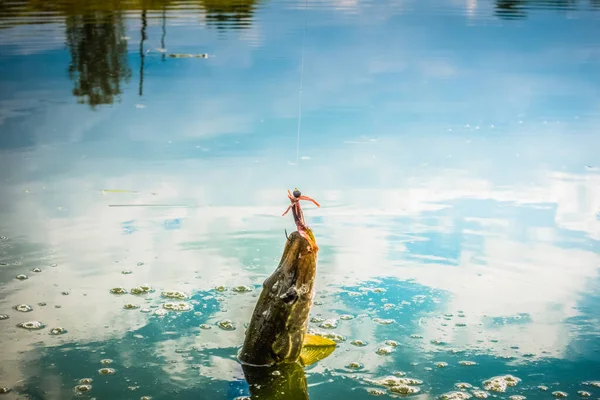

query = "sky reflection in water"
[0, 0, 599, 399]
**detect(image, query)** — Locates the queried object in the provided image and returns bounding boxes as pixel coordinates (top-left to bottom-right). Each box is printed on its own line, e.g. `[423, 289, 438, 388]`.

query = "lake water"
[1, 0, 600, 399]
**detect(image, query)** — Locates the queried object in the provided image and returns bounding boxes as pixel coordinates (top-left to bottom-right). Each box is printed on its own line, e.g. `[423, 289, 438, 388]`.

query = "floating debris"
[168, 53, 209, 58]
[130, 285, 152, 295]
[14, 304, 33, 312]
[577, 391, 591, 397]
[459, 361, 477, 366]
[199, 324, 212, 330]
[340, 314, 355, 320]
[539, 386, 549, 391]
[141, 397, 153, 400]
[154, 309, 168, 317]
[99, 368, 116, 375]
[17, 321, 45, 330]
[232, 285, 253, 293]
[385, 340, 399, 347]
[122, 270, 133, 275]
[375, 346, 395, 355]
[368, 389, 386, 396]
[16, 274, 28, 280]
[110, 287, 127, 295]
[100, 359, 113, 365]
[552, 392, 568, 398]
[50, 327, 67, 335]
[0, 387, 11, 394]
[0, 314, 9, 320]
[61, 291, 69, 296]
[472, 391, 489, 398]
[351, 339, 368, 347]
[310, 316, 325, 323]
[482, 375, 521, 392]
[368, 377, 423, 387]
[410, 334, 423, 339]
[73, 385, 92, 395]
[124, 304, 140, 310]
[583, 382, 600, 388]
[215, 286, 228, 292]
[346, 362, 364, 370]
[79, 378, 93, 384]
[435, 361, 449, 368]
[372, 288, 386, 293]
[161, 291, 187, 299]
[431, 339, 446, 345]
[319, 319, 339, 329]
[217, 319, 235, 331]
[32, 268, 42, 273]
[163, 302, 192, 312]
[440, 391, 472, 400]
[508, 396, 526, 400]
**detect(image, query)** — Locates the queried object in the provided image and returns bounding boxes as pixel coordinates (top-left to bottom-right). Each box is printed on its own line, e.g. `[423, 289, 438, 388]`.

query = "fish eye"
[293, 189, 301, 198]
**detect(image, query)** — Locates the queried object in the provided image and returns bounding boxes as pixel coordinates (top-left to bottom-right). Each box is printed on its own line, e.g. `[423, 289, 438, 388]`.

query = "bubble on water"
[389, 385, 420, 395]
[384, 340, 399, 347]
[394, 371, 406, 377]
[98, 368, 116, 375]
[0, 236, 7, 240]
[552, 392, 568, 398]
[18, 321, 45, 330]
[351, 340, 368, 347]
[50, 327, 67, 335]
[14, 304, 33, 312]
[232, 285, 252, 293]
[215, 286, 228, 292]
[459, 361, 477, 366]
[199, 324, 212, 330]
[440, 391, 472, 400]
[0, 314, 9, 320]
[367, 389, 386, 396]
[16, 274, 28, 280]
[122, 271, 133, 275]
[270, 370, 281, 376]
[0, 387, 11, 394]
[50, 263, 57, 267]
[163, 302, 192, 312]
[472, 390, 489, 398]
[131, 285, 152, 295]
[309, 330, 346, 342]
[482, 375, 521, 392]
[154, 309, 168, 317]
[32, 268, 42, 273]
[110, 287, 127, 295]
[376, 346, 395, 355]
[455, 383, 472, 389]
[340, 314, 355, 320]
[373, 318, 395, 325]
[577, 391, 591, 397]
[410, 334, 423, 339]
[124, 304, 140, 310]
[141, 396, 153, 400]
[435, 361, 448, 368]
[310, 316, 325, 323]
[383, 303, 395, 310]
[140, 308, 151, 313]
[456, 323, 467, 327]
[372, 288, 386, 293]
[61, 291, 69, 296]
[73, 384, 92, 395]
[319, 319, 338, 329]
[539, 386, 549, 391]
[346, 362, 363, 370]
[314, 301, 324, 305]
[583, 382, 600, 388]
[100, 359, 113, 365]
[137, 262, 145, 266]
[217, 320, 235, 331]
[79, 378, 93, 384]
[431, 339, 446, 345]
[161, 291, 187, 299]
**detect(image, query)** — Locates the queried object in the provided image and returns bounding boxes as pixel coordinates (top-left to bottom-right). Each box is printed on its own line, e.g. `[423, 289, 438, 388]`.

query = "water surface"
[1, 0, 600, 399]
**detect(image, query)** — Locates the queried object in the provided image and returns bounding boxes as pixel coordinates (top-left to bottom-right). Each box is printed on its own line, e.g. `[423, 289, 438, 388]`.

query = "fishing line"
[295, 0, 309, 165]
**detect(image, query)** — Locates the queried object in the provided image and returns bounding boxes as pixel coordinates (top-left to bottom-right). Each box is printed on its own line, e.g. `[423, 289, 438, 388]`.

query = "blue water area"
[1, 0, 600, 399]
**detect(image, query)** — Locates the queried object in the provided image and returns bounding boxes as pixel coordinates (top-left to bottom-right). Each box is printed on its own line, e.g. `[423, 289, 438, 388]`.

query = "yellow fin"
[299, 334, 337, 366]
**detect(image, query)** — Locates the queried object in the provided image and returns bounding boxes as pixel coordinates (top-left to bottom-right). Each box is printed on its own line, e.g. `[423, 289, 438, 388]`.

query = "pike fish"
[239, 189, 335, 369]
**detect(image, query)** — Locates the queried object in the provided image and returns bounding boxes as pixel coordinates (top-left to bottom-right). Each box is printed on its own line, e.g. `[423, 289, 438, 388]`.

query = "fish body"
[239, 231, 317, 366]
